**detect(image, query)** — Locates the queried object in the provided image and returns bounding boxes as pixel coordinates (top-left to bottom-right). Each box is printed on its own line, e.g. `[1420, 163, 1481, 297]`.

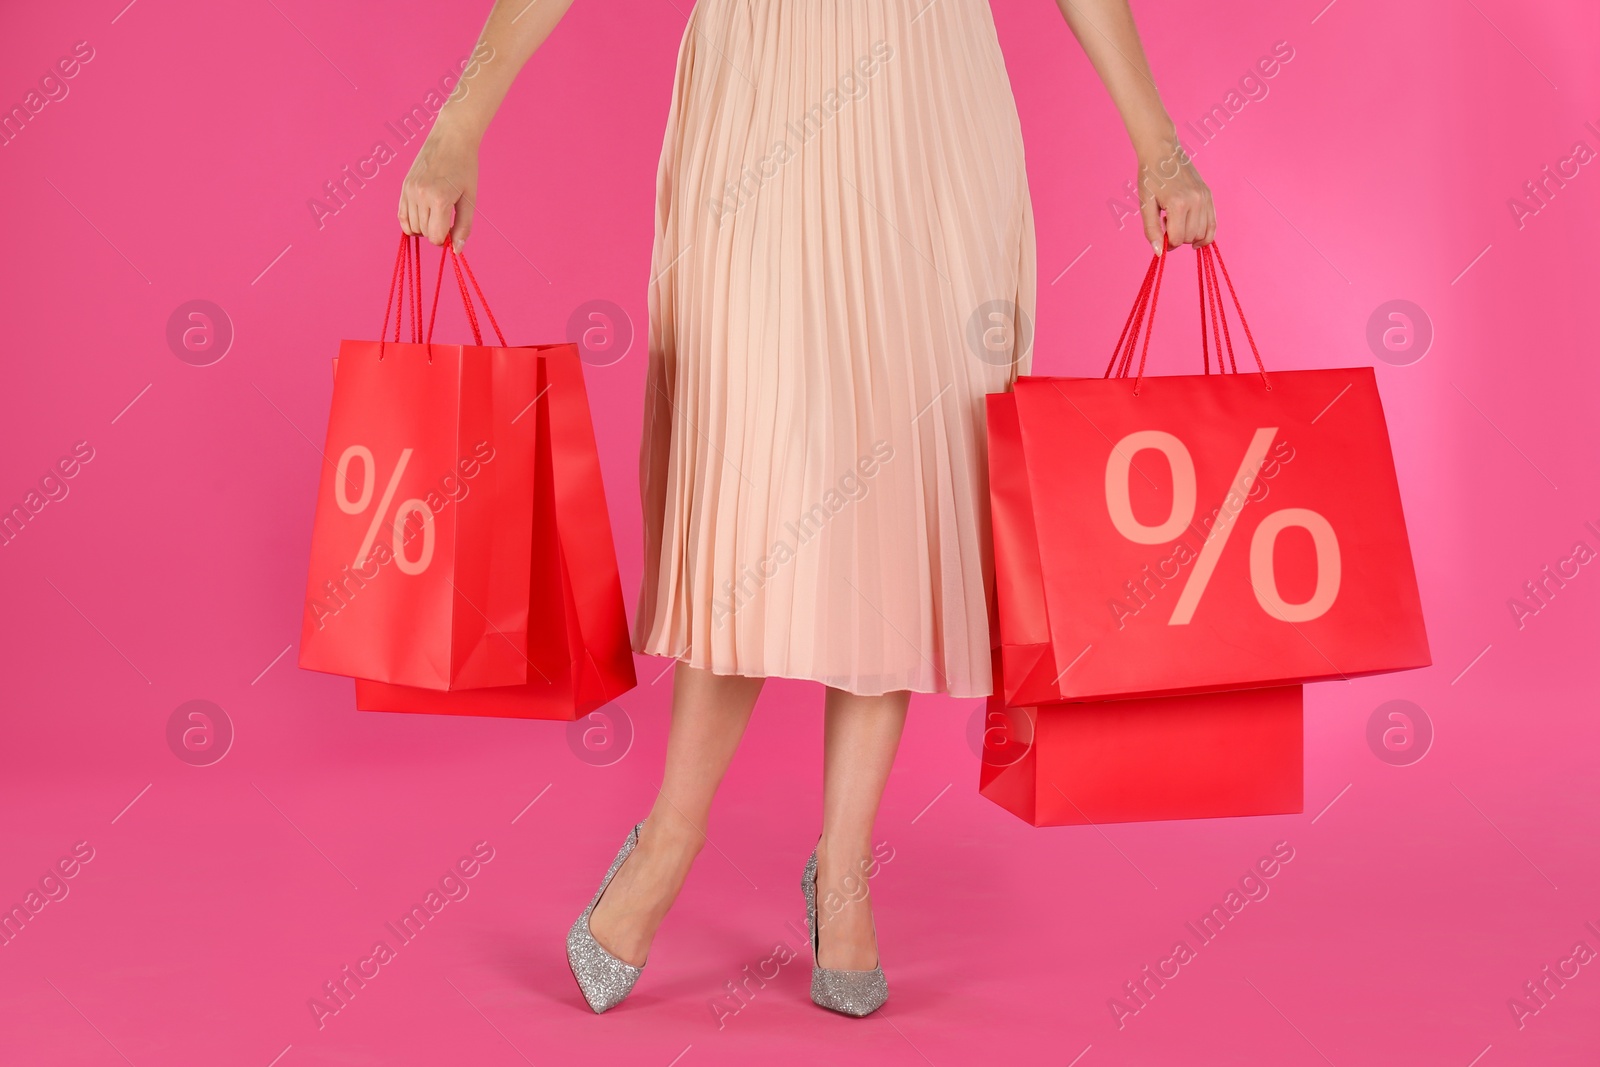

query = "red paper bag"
[354, 330, 637, 720]
[299, 236, 537, 691]
[988, 242, 1429, 706]
[978, 654, 1303, 826]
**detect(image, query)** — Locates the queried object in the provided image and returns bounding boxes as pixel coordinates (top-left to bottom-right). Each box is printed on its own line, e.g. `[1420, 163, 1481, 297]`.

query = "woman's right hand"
[393, 0, 577, 249]
[398, 118, 480, 252]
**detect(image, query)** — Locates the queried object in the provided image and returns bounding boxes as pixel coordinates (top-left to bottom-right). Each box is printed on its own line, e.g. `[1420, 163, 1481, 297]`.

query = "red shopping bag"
[299, 236, 539, 690]
[977, 653, 1303, 826]
[354, 325, 637, 720]
[987, 242, 1430, 706]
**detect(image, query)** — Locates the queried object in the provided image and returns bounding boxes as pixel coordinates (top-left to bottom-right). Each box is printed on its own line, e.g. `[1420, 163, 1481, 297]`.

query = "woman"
[400, 0, 1214, 1017]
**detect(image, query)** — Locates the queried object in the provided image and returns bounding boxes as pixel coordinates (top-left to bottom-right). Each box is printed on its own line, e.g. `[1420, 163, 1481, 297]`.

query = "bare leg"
[587, 663, 764, 966]
[815, 686, 909, 970]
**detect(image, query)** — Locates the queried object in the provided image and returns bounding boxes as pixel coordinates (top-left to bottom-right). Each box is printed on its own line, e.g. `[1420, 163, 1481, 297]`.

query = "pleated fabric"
[633, 0, 1036, 698]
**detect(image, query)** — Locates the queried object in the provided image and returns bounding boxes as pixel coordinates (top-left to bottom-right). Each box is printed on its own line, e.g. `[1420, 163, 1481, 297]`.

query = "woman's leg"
[587, 663, 764, 966]
[815, 686, 910, 970]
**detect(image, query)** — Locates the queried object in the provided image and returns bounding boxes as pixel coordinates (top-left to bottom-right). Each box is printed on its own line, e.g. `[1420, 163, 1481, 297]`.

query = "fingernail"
[1153, 240, 1163, 255]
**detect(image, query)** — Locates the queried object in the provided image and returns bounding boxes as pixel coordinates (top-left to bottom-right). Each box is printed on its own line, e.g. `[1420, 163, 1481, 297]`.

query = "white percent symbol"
[1104, 428, 1341, 625]
[335, 444, 434, 574]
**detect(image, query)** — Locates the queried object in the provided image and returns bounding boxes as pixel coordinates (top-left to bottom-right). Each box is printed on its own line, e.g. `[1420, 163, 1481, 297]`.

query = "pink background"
[2, 1, 1597, 1064]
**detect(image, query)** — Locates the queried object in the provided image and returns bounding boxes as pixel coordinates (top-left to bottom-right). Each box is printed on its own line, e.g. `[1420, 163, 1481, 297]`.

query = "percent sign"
[335, 445, 435, 574]
[1105, 427, 1341, 625]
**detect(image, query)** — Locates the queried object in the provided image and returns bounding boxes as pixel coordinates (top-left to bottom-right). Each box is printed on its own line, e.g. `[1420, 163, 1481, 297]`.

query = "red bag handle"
[378, 234, 509, 356]
[426, 242, 508, 348]
[1103, 238, 1270, 395]
[380, 233, 424, 347]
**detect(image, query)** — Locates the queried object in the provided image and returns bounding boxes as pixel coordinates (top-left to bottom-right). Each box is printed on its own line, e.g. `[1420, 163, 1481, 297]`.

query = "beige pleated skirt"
[633, 0, 1036, 697]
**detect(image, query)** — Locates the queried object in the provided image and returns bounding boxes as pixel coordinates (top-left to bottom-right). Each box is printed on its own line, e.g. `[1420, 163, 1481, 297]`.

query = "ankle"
[640, 812, 706, 861]
[816, 836, 875, 877]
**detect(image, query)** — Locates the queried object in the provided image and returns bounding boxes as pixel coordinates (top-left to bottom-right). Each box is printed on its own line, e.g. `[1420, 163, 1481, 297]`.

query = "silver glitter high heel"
[803, 846, 888, 1017]
[566, 822, 647, 1013]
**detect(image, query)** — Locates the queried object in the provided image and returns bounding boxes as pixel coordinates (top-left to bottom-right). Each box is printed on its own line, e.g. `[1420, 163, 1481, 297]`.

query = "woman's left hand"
[1134, 137, 1216, 253]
